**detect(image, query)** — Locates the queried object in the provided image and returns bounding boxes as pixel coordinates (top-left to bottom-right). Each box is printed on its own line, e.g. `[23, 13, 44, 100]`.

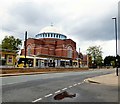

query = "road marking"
[32, 98, 42, 103]
[69, 85, 73, 88]
[62, 87, 67, 91]
[55, 90, 61, 94]
[81, 81, 84, 84]
[32, 81, 85, 103]
[78, 82, 81, 85]
[44, 93, 53, 98]
[73, 84, 77, 86]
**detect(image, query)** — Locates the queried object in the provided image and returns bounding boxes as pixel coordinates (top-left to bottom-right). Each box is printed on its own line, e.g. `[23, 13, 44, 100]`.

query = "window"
[45, 34, 47, 37]
[43, 34, 45, 37]
[27, 46, 31, 55]
[51, 34, 53, 37]
[7, 55, 13, 63]
[67, 46, 72, 58]
[56, 34, 58, 38]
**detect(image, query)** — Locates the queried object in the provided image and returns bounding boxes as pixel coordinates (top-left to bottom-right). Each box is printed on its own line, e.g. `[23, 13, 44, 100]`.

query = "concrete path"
[85, 73, 119, 86]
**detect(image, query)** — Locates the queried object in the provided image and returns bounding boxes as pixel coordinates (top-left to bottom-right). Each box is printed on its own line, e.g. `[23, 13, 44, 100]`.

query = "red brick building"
[21, 26, 79, 67]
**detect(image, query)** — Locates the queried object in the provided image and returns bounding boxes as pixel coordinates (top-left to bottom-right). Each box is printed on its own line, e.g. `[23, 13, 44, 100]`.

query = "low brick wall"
[0, 67, 89, 74]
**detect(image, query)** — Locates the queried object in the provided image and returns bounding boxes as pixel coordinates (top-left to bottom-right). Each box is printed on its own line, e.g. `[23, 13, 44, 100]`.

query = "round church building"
[21, 25, 78, 68]
[35, 26, 67, 39]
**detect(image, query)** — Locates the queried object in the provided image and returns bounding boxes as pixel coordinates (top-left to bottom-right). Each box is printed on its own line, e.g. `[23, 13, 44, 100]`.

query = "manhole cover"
[54, 91, 76, 100]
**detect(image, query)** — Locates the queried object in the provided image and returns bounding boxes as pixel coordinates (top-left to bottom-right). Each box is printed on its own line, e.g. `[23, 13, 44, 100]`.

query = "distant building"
[21, 26, 87, 68]
[0, 48, 16, 66]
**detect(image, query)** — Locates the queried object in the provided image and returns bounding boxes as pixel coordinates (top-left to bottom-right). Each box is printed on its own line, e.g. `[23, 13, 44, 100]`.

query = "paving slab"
[85, 73, 119, 86]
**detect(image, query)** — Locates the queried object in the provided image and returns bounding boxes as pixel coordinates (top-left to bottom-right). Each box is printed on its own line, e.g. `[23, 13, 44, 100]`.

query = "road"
[1, 69, 118, 103]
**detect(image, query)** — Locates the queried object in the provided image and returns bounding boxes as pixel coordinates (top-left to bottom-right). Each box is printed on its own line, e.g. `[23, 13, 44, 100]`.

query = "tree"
[104, 55, 120, 68]
[2, 36, 22, 52]
[104, 56, 115, 66]
[86, 45, 103, 68]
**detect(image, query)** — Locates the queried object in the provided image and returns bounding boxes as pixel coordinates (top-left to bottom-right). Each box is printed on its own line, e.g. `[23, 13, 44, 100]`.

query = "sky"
[0, 0, 119, 58]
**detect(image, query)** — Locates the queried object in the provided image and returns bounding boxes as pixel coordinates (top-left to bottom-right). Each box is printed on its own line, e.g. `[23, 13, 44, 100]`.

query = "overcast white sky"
[0, 0, 119, 58]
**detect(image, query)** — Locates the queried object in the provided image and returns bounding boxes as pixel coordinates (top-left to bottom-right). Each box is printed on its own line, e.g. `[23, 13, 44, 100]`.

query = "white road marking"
[32, 81, 85, 103]
[69, 86, 73, 88]
[62, 87, 67, 91]
[81, 81, 84, 84]
[44, 94, 53, 98]
[32, 98, 42, 103]
[78, 82, 81, 85]
[73, 84, 77, 86]
[55, 90, 61, 94]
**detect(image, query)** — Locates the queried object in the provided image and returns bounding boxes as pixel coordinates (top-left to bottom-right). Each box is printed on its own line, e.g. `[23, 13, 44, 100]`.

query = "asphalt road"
[1, 69, 118, 103]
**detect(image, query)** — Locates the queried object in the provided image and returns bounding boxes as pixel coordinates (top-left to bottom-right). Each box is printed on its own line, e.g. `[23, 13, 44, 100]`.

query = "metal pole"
[79, 48, 80, 68]
[112, 17, 118, 76]
[24, 31, 27, 68]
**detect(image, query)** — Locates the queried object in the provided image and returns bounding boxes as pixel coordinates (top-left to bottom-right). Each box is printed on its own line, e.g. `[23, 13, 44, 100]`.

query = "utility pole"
[24, 31, 27, 68]
[112, 17, 119, 76]
[79, 48, 81, 68]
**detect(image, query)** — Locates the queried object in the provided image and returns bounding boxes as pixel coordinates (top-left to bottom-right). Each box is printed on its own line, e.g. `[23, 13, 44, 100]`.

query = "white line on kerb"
[62, 88, 67, 91]
[32, 98, 42, 103]
[44, 93, 53, 98]
[55, 90, 61, 94]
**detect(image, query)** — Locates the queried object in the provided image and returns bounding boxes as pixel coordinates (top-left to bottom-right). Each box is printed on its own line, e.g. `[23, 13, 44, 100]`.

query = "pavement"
[85, 73, 119, 86]
[0, 71, 56, 77]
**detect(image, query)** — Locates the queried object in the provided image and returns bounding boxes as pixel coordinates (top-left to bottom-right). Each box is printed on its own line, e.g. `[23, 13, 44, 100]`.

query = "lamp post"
[78, 48, 81, 68]
[24, 31, 27, 68]
[112, 17, 119, 76]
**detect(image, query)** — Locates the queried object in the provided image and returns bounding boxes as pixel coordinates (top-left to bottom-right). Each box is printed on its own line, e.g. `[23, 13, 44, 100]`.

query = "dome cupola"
[35, 25, 67, 39]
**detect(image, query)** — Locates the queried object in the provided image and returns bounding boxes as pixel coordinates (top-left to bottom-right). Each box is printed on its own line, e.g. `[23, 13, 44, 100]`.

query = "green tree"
[2, 36, 22, 52]
[104, 56, 115, 66]
[104, 55, 120, 68]
[86, 45, 103, 68]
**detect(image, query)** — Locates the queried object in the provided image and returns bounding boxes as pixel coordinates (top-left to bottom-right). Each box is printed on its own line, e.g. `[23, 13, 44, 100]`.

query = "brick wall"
[21, 38, 77, 59]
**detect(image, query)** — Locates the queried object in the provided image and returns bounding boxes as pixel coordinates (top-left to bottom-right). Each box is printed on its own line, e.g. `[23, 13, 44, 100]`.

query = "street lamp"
[24, 31, 27, 68]
[78, 48, 81, 68]
[112, 17, 119, 76]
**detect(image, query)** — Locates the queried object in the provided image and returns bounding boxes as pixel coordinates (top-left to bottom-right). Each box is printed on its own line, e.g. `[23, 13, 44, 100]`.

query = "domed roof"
[40, 26, 62, 34]
[36, 25, 67, 40]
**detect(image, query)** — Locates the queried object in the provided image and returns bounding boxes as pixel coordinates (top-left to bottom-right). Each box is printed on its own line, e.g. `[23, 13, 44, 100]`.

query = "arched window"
[67, 46, 72, 58]
[27, 45, 31, 56]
